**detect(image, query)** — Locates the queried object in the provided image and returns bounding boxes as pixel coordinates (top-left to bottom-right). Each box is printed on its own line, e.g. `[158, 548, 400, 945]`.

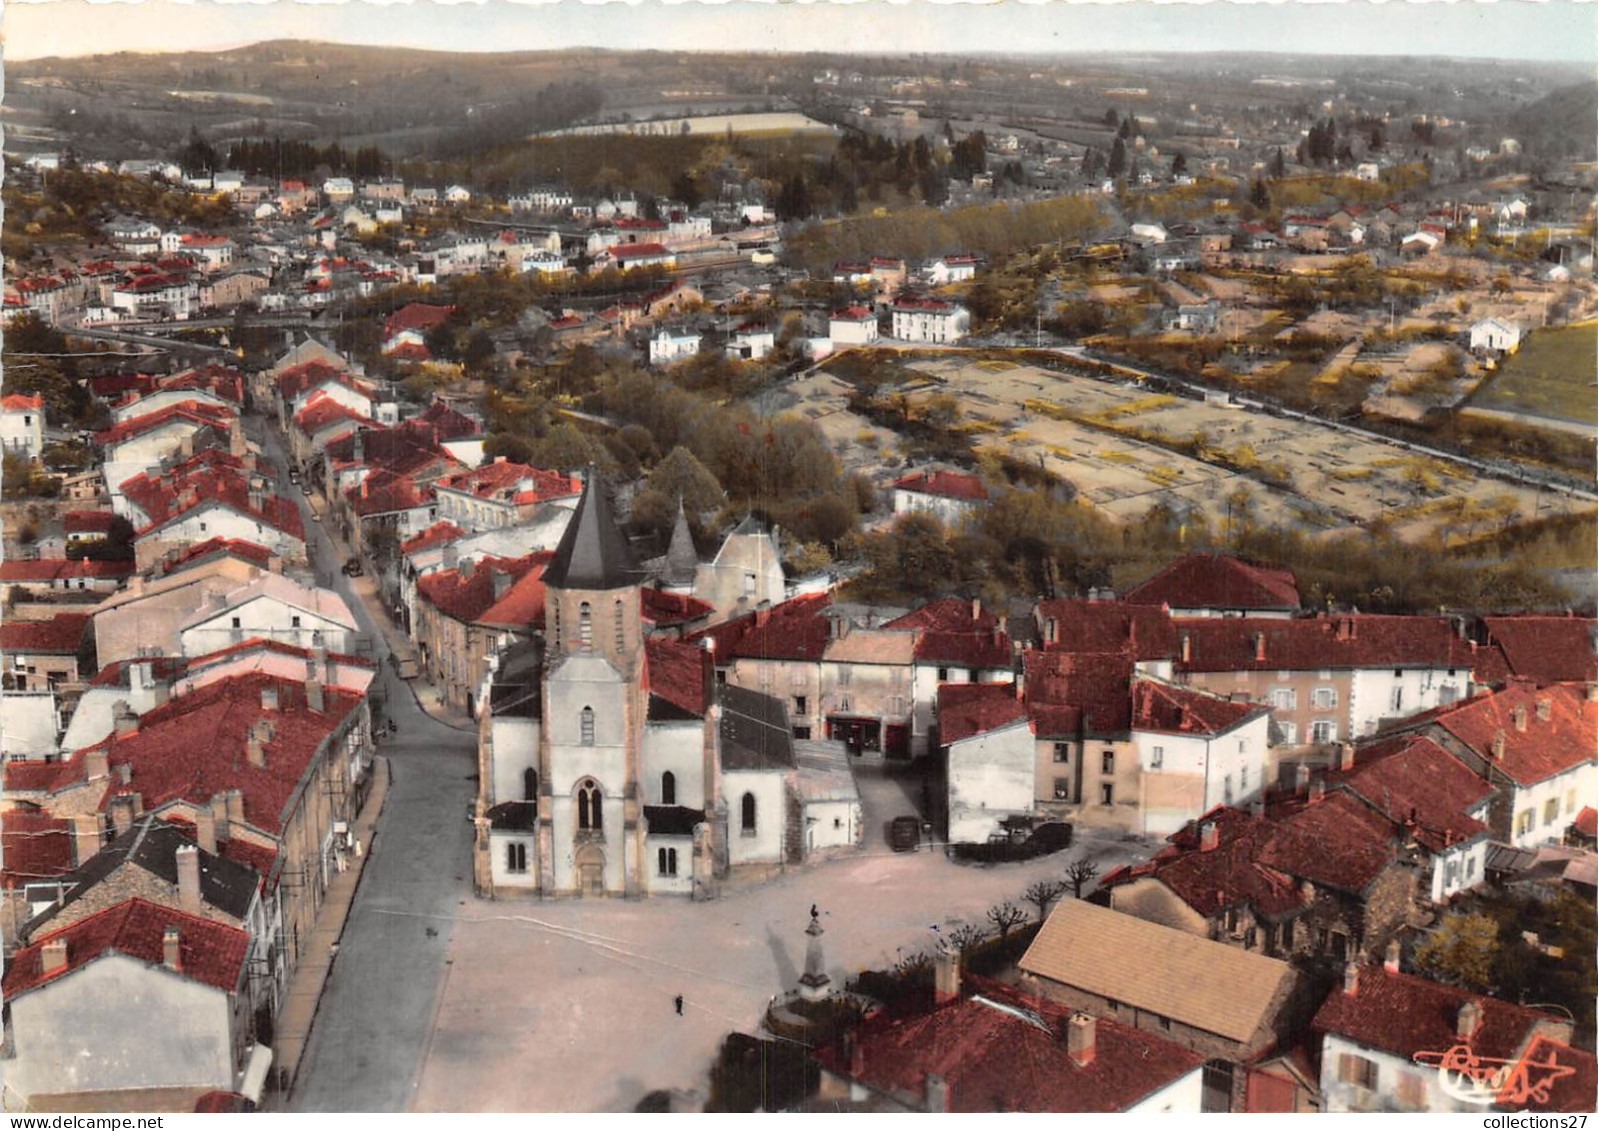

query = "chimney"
[71, 813, 103, 864]
[1294, 762, 1312, 792]
[42, 937, 68, 975]
[1337, 741, 1355, 771]
[86, 746, 111, 781]
[163, 925, 183, 972]
[1490, 730, 1506, 759]
[460, 557, 475, 581]
[175, 843, 201, 912]
[197, 805, 218, 854]
[262, 684, 280, 712]
[306, 677, 325, 713]
[360, 478, 370, 500]
[1253, 633, 1266, 662]
[1536, 696, 1552, 722]
[246, 720, 268, 768]
[1199, 821, 1219, 851]
[225, 789, 245, 831]
[933, 943, 961, 1005]
[1311, 779, 1327, 804]
[1457, 1000, 1483, 1041]
[110, 794, 138, 836]
[1343, 961, 1360, 996]
[442, 542, 460, 570]
[1180, 633, 1192, 664]
[1511, 705, 1527, 733]
[117, 762, 133, 786]
[492, 569, 511, 601]
[1066, 1013, 1097, 1067]
[923, 1073, 950, 1113]
[113, 699, 138, 736]
[1384, 939, 1402, 974]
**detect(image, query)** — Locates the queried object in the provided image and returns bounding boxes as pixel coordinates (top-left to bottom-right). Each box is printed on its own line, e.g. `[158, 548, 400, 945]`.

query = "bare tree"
[987, 900, 1027, 941]
[1024, 878, 1069, 921]
[1065, 858, 1100, 899]
[893, 949, 932, 978]
[946, 924, 985, 955]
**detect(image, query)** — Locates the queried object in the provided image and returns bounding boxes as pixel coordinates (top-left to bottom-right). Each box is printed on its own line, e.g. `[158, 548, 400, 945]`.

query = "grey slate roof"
[24, 814, 260, 937]
[543, 472, 645, 592]
[643, 805, 706, 836]
[718, 683, 796, 771]
[489, 638, 544, 718]
[663, 498, 699, 589]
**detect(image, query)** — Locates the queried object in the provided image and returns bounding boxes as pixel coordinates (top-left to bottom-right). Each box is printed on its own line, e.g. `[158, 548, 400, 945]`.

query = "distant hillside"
[1509, 80, 1598, 161]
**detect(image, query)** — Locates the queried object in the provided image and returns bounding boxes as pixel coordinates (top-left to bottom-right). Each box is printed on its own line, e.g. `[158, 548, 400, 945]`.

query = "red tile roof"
[1, 393, 44, 412]
[0, 558, 133, 583]
[93, 400, 235, 447]
[608, 242, 672, 260]
[1174, 614, 1477, 673]
[1106, 806, 1308, 919]
[1515, 1035, 1598, 1113]
[476, 558, 554, 630]
[3, 899, 248, 1000]
[80, 674, 360, 835]
[1327, 733, 1492, 851]
[401, 521, 465, 554]
[1129, 680, 1263, 736]
[1123, 554, 1299, 613]
[434, 461, 579, 504]
[1576, 807, 1598, 839]
[830, 305, 876, 321]
[325, 427, 459, 480]
[1035, 599, 1178, 661]
[161, 364, 245, 405]
[644, 637, 709, 718]
[412, 400, 482, 441]
[382, 302, 453, 341]
[1255, 791, 1398, 894]
[1023, 648, 1136, 736]
[1313, 963, 1572, 1077]
[894, 468, 987, 501]
[345, 470, 433, 518]
[815, 974, 1202, 1112]
[87, 655, 186, 689]
[0, 612, 90, 654]
[119, 450, 303, 543]
[887, 599, 1013, 669]
[639, 587, 714, 628]
[1423, 682, 1598, 787]
[63, 510, 118, 535]
[938, 682, 1028, 744]
[294, 392, 369, 436]
[1, 809, 76, 886]
[1481, 616, 1598, 685]
[155, 537, 273, 575]
[689, 593, 834, 662]
[419, 553, 548, 627]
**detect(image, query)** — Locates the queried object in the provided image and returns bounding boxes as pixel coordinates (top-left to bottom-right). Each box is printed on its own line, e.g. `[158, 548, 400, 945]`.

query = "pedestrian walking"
[674, 994, 684, 1016]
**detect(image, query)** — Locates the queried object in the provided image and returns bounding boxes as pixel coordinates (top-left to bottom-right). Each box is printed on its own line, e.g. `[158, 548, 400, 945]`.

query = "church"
[472, 474, 801, 898]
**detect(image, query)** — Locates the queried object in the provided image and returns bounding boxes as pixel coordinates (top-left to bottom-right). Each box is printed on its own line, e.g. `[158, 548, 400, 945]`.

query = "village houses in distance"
[0, 31, 1595, 1116]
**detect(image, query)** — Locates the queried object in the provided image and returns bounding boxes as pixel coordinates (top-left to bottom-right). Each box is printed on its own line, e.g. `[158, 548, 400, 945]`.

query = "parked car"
[342, 558, 363, 577]
[890, 815, 921, 852]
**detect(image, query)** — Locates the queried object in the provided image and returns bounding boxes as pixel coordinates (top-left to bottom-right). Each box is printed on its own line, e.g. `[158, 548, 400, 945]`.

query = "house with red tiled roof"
[595, 241, 676, 271]
[1, 899, 255, 1113]
[416, 553, 552, 713]
[176, 571, 360, 658]
[828, 305, 880, 346]
[1174, 613, 1480, 751]
[0, 557, 134, 602]
[96, 400, 241, 494]
[885, 597, 1015, 757]
[1477, 615, 1598, 686]
[1314, 960, 1587, 1113]
[0, 612, 91, 694]
[890, 295, 969, 343]
[5, 671, 374, 1016]
[342, 469, 438, 551]
[1390, 681, 1598, 850]
[274, 360, 374, 432]
[91, 542, 276, 666]
[321, 425, 462, 500]
[432, 458, 581, 533]
[814, 966, 1204, 1112]
[892, 468, 988, 529]
[0, 391, 46, 458]
[1123, 553, 1300, 618]
[381, 301, 453, 345]
[290, 391, 369, 468]
[117, 450, 305, 571]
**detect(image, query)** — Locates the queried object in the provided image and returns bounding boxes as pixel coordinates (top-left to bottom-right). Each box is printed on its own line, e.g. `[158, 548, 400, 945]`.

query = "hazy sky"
[7, 0, 1596, 64]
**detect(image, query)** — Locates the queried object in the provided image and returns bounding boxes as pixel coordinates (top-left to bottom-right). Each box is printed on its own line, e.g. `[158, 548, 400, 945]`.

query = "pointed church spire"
[543, 468, 643, 591]
[663, 494, 698, 589]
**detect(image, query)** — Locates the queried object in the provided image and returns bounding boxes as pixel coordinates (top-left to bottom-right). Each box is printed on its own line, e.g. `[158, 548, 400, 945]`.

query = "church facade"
[473, 474, 799, 898]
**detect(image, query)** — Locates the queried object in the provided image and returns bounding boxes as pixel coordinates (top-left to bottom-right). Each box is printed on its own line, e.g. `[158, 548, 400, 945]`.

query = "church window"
[505, 842, 527, 873]
[741, 792, 757, 836]
[661, 771, 676, 805]
[578, 602, 593, 650]
[658, 847, 678, 876]
[614, 599, 626, 652]
[524, 768, 538, 801]
[580, 706, 595, 745]
[578, 782, 603, 831]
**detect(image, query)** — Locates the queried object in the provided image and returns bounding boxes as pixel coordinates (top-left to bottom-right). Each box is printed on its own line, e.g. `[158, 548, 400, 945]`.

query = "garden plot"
[902, 357, 1594, 544]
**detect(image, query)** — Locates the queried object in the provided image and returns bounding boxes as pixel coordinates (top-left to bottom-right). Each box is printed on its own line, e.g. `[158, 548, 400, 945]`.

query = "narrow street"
[250, 417, 481, 1112]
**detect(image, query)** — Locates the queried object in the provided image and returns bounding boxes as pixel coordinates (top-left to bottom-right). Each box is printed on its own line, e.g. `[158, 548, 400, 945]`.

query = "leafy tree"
[1270, 147, 1287, 179]
[1171, 151, 1188, 178]
[1103, 108, 1120, 129]
[1415, 911, 1502, 990]
[1108, 136, 1128, 180]
[1250, 179, 1272, 211]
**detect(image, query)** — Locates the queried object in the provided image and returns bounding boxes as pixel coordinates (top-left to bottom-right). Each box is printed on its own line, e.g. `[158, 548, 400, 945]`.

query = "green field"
[1471, 320, 1598, 427]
